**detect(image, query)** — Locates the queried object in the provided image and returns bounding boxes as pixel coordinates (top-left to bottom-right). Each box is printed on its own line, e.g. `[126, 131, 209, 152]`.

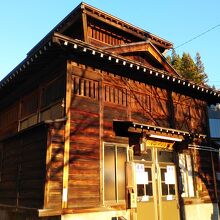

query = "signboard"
[165, 165, 175, 184]
[136, 163, 145, 173]
[145, 140, 174, 149]
[136, 163, 148, 184]
[136, 172, 149, 184]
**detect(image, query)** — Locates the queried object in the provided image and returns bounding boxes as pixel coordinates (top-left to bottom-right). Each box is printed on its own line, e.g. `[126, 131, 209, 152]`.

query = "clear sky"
[1, 0, 220, 88]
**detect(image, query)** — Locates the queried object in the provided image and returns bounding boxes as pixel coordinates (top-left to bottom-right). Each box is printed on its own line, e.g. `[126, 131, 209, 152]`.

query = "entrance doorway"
[134, 147, 180, 220]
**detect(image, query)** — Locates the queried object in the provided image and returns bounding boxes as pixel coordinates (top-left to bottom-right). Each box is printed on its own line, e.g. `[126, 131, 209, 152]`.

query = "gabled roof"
[0, 3, 220, 105]
[80, 3, 173, 50]
[103, 41, 180, 77]
[1, 32, 220, 105]
[27, 2, 173, 57]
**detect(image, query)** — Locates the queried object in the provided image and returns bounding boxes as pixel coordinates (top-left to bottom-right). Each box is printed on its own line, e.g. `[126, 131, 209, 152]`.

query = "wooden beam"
[62, 60, 72, 208]
[82, 12, 88, 43]
[104, 42, 150, 54]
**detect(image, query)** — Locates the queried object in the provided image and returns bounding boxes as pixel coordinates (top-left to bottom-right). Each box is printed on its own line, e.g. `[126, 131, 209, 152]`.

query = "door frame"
[134, 146, 180, 220]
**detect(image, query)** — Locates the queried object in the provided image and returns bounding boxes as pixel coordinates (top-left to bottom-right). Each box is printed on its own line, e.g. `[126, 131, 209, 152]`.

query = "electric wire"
[175, 23, 220, 49]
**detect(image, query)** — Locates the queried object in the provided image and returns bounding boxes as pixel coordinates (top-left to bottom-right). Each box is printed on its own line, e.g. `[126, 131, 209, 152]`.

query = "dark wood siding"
[44, 124, 64, 209]
[0, 102, 19, 139]
[193, 150, 217, 203]
[173, 92, 208, 133]
[0, 124, 47, 208]
[68, 64, 101, 208]
[87, 17, 140, 47]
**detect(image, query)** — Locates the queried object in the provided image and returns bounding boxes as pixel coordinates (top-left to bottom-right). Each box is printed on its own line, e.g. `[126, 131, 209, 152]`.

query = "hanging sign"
[145, 140, 174, 149]
[165, 165, 175, 184]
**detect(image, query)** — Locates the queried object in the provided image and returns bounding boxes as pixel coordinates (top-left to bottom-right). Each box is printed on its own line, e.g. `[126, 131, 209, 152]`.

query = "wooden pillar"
[82, 11, 88, 43]
[62, 61, 72, 208]
[211, 151, 218, 203]
[168, 91, 175, 129]
[44, 127, 52, 208]
[99, 73, 104, 205]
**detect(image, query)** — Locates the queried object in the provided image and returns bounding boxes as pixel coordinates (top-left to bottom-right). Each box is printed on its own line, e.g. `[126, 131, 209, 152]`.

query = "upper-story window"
[73, 76, 99, 100]
[19, 76, 65, 130]
[104, 84, 127, 106]
[40, 76, 65, 121]
[20, 90, 39, 130]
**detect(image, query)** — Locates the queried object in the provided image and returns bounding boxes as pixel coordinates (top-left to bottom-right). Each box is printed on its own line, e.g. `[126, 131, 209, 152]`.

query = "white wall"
[62, 210, 130, 220]
[184, 203, 219, 220]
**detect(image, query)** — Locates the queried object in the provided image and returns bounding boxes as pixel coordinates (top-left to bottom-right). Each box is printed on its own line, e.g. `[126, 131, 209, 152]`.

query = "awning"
[113, 120, 206, 140]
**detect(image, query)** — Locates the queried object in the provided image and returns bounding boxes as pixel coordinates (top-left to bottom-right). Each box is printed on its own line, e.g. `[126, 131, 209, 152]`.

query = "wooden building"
[0, 3, 220, 220]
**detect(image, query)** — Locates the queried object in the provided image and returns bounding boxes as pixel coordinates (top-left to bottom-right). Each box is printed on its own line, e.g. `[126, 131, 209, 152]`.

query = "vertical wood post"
[82, 10, 88, 43]
[44, 127, 52, 208]
[99, 72, 104, 204]
[211, 151, 218, 203]
[168, 91, 175, 129]
[62, 61, 72, 208]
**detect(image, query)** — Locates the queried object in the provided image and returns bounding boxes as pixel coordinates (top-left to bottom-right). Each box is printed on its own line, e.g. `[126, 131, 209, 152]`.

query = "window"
[73, 76, 99, 100]
[104, 84, 127, 106]
[137, 166, 153, 198]
[104, 144, 127, 202]
[20, 90, 39, 130]
[21, 90, 38, 118]
[41, 77, 65, 108]
[158, 150, 174, 163]
[160, 167, 176, 197]
[179, 153, 195, 197]
[40, 77, 65, 121]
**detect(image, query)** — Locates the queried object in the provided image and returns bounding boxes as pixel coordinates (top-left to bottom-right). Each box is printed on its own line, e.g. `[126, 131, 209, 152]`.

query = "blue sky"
[1, 0, 220, 88]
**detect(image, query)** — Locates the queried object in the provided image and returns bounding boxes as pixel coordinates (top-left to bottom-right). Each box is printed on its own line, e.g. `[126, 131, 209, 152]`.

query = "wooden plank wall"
[87, 17, 139, 47]
[193, 149, 217, 203]
[69, 63, 207, 139]
[103, 73, 171, 128]
[0, 102, 19, 140]
[44, 124, 65, 209]
[0, 124, 47, 208]
[173, 92, 207, 133]
[68, 62, 209, 208]
[68, 64, 101, 208]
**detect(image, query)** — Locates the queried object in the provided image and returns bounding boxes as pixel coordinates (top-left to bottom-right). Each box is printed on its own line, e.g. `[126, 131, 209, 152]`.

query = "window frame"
[73, 76, 99, 100]
[103, 142, 128, 204]
[18, 75, 65, 131]
[178, 153, 196, 198]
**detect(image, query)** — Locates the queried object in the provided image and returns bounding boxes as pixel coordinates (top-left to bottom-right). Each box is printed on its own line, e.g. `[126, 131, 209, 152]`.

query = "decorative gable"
[103, 41, 179, 76]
